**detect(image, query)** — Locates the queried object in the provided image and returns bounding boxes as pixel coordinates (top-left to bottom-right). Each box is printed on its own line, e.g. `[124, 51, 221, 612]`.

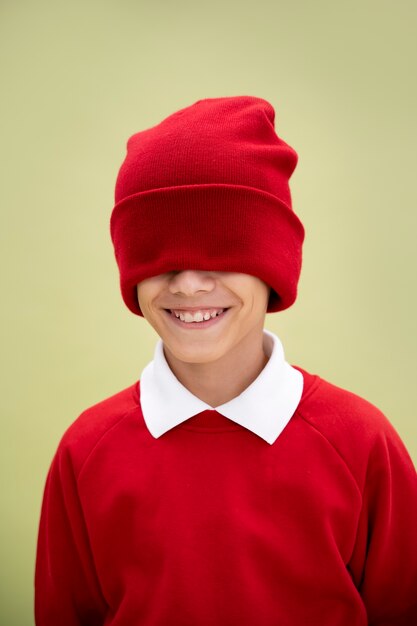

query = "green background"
[1, 0, 416, 623]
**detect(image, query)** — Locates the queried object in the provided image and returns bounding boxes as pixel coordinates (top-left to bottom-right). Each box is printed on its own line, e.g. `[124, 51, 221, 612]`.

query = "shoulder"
[293, 366, 412, 487]
[295, 366, 390, 437]
[55, 380, 141, 476]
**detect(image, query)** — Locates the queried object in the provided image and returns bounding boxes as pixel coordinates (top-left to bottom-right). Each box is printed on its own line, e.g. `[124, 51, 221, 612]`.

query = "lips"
[164, 308, 230, 329]
[164, 307, 229, 312]
[170, 308, 225, 321]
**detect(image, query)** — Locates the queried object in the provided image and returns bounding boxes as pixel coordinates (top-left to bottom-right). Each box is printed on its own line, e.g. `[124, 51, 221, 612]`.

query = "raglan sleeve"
[34, 440, 108, 625]
[348, 416, 417, 625]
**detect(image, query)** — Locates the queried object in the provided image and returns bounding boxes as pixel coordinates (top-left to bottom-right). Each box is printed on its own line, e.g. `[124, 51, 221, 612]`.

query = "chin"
[166, 342, 224, 363]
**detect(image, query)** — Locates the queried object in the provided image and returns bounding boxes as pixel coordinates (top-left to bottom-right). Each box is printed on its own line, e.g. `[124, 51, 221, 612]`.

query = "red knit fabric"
[109, 96, 305, 317]
[34, 368, 417, 625]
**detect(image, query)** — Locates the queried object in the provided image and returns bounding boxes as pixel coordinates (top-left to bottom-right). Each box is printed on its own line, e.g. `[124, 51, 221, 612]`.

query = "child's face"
[136, 270, 271, 365]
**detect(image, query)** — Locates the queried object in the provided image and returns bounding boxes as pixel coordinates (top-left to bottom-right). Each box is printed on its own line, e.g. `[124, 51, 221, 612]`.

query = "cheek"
[137, 287, 161, 319]
[136, 289, 149, 315]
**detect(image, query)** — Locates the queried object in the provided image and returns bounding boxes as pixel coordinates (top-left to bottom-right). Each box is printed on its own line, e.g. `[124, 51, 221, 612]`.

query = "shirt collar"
[139, 328, 303, 445]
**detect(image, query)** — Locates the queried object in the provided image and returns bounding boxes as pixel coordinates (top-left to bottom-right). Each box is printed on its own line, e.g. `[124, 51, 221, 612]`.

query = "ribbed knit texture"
[110, 96, 305, 316]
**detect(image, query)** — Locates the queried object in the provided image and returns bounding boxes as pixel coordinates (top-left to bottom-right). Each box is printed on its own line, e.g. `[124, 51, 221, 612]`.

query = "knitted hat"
[110, 95, 305, 316]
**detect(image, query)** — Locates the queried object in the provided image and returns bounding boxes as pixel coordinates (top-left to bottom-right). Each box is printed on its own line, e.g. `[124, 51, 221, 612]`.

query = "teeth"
[171, 309, 225, 323]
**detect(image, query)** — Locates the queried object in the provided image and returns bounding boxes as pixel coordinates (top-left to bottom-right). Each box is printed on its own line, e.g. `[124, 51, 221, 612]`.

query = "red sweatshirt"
[34, 367, 417, 625]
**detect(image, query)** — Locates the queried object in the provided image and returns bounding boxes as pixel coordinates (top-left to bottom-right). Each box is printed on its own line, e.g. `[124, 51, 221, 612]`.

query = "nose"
[168, 270, 216, 297]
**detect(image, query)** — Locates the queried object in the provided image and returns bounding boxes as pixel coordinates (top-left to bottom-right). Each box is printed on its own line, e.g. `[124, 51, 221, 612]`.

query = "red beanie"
[110, 95, 305, 316]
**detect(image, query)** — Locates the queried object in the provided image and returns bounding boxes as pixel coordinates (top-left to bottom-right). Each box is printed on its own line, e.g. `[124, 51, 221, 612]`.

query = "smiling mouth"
[163, 308, 231, 327]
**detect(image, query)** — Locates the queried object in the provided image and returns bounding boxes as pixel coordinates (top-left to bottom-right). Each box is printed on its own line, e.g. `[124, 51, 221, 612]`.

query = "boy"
[34, 96, 417, 625]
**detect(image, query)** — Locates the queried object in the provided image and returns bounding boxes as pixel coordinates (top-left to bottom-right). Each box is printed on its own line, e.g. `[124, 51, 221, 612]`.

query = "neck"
[162, 326, 270, 408]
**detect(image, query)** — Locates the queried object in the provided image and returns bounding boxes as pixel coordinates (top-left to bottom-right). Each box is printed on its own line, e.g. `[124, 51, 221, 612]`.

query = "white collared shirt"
[139, 328, 303, 445]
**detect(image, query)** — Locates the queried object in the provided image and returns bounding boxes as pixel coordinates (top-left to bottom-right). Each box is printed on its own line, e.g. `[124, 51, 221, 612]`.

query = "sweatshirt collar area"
[138, 329, 303, 445]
